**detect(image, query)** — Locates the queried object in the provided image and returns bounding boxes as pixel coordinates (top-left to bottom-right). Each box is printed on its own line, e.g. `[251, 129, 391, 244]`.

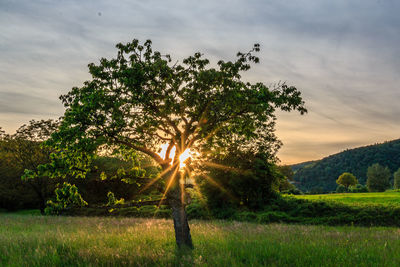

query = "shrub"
[201, 151, 282, 211]
[45, 182, 87, 215]
[336, 185, 347, 193]
[235, 211, 258, 221]
[349, 184, 368, 193]
[281, 188, 303, 195]
[257, 211, 291, 223]
[106, 191, 125, 206]
[186, 201, 210, 219]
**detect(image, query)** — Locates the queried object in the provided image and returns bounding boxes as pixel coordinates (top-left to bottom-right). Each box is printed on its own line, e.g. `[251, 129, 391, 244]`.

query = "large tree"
[27, 39, 306, 248]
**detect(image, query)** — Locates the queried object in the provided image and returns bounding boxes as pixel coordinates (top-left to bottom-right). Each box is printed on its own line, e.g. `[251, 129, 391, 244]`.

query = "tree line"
[336, 163, 400, 193]
[293, 139, 400, 192]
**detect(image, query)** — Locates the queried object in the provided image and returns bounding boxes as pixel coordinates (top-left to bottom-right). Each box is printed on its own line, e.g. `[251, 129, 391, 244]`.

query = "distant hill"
[290, 160, 316, 173]
[292, 139, 400, 192]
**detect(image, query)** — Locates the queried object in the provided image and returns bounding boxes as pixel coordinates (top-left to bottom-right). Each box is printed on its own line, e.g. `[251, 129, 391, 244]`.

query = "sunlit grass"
[292, 191, 400, 207]
[1, 214, 399, 266]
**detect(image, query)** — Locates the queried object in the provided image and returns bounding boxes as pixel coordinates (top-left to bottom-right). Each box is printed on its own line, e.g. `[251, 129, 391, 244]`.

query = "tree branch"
[113, 137, 167, 165]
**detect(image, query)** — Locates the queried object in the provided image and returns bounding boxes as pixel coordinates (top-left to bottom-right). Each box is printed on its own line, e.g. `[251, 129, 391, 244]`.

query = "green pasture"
[0, 214, 399, 266]
[291, 191, 400, 207]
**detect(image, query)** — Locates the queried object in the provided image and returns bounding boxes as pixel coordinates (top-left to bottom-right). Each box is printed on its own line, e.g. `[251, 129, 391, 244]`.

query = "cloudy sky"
[1, 0, 399, 164]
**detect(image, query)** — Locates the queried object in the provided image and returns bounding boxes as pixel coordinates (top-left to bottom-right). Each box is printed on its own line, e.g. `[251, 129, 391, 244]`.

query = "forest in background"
[292, 139, 400, 192]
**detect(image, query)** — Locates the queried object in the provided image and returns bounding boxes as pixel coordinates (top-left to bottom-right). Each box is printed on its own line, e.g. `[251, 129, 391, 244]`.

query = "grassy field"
[1, 214, 399, 266]
[291, 191, 400, 207]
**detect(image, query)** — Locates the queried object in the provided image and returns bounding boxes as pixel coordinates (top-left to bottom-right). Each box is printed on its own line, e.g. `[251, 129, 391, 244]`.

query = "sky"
[1, 0, 399, 164]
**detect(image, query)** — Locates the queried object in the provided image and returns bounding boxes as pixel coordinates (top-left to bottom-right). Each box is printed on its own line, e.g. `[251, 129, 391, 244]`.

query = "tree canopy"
[366, 163, 391, 192]
[336, 172, 358, 189]
[26, 39, 306, 248]
[1, 120, 60, 213]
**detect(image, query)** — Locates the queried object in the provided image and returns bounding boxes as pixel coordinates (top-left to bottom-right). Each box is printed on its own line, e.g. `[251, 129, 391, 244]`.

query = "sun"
[158, 144, 192, 169]
[178, 149, 191, 168]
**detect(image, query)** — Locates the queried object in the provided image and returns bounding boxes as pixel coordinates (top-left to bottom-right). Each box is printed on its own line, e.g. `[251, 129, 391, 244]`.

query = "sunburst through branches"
[142, 143, 245, 210]
[158, 143, 192, 168]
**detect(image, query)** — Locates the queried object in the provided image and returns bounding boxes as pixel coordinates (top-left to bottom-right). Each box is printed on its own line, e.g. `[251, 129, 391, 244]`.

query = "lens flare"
[158, 143, 192, 168]
[179, 148, 191, 168]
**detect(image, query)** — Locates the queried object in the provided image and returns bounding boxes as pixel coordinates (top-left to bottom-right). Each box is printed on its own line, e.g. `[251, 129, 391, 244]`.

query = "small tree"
[366, 163, 391, 192]
[394, 168, 400, 189]
[26, 39, 306, 248]
[336, 172, 358, 189]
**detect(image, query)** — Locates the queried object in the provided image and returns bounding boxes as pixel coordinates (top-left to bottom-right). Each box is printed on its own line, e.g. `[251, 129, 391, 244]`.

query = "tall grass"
[1, 214, 399, 266]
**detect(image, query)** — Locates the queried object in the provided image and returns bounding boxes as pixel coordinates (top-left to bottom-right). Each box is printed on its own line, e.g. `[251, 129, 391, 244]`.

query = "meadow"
[292, 191, 400, 207]
[1, 213, 400, 266]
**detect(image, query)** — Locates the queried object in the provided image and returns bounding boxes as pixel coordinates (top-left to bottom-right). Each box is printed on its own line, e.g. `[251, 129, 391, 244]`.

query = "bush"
[201, 151, 282, 211]
[258, 211, 292, 223]
[45, 182, 87, 215]
[281, 188, 303, 195]
[235, 211, 258, 221]
[243, 196, 400, 227]
[349, 184, 368, 193]
[186, 201, 210, 219]
[336, 185, 347, 193]
[106, 191, 125, 206]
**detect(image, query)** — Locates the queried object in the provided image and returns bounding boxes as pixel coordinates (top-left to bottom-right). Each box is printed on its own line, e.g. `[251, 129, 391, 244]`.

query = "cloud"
[0, 91, 61, 115]
[0, 0, 399, 163]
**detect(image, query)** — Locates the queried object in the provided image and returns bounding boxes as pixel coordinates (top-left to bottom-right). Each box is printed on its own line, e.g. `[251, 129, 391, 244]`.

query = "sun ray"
[157, 142, 194, 169]
[138, 164, 175, 193]
[189, 175, 210, 215]
[158, 165, 180, 207]
[180, 170, 185, 205]
[135, 162, 162, 170]
[202, 161, 247, 174]
[201, 173, 238, 201]
[203, 124, 224, 142]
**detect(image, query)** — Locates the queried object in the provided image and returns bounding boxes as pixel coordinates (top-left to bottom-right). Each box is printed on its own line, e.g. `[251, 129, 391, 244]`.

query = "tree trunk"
[169, 191, 193, 249]
[28, 179, 46, 215]
[39, 201, 45, 215]
[165, 165, 193, 249]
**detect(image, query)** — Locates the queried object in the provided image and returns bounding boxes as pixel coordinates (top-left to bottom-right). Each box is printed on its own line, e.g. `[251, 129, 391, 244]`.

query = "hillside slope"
[292, 139, 400, 192]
